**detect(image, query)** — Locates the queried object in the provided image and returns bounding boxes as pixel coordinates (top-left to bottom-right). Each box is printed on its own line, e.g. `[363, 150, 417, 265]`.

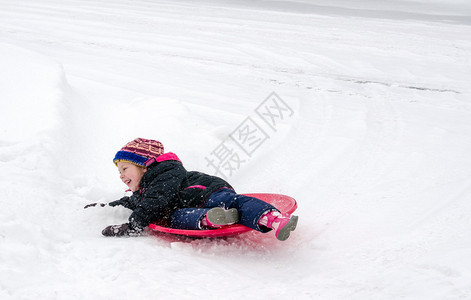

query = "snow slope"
[1, 0, 471, 299]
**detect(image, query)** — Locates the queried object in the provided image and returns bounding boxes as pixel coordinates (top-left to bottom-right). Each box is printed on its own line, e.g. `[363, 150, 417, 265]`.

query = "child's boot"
[259, 211, 298, 241]
[202, 207, 239, 228]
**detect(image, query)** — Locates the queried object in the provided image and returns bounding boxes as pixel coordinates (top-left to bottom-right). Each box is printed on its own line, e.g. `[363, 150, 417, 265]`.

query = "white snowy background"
[1, 0, 471, 299]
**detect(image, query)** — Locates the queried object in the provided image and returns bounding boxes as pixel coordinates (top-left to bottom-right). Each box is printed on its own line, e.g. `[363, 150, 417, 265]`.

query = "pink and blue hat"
[113, 138, 164, 167]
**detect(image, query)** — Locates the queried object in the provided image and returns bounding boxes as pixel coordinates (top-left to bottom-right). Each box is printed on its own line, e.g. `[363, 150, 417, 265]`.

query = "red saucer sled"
[148, 193, 298, 238]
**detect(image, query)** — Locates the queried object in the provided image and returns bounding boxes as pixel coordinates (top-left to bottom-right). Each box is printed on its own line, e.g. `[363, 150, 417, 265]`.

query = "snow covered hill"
[1, 0, 471, 299]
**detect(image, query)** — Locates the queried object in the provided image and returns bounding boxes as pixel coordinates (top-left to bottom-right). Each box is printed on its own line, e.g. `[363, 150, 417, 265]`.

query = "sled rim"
[148, 223, 252, 237]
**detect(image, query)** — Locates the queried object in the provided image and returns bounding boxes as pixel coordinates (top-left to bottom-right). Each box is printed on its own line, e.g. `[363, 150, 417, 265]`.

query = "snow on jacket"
[120, 152, 233, 228]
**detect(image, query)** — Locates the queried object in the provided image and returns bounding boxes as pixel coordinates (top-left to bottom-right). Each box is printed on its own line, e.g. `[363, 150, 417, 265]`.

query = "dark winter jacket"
[118, 153, 233, 228]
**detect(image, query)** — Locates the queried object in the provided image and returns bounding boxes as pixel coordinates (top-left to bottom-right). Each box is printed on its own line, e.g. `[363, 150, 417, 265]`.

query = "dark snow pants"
[170, 188, 277, 232]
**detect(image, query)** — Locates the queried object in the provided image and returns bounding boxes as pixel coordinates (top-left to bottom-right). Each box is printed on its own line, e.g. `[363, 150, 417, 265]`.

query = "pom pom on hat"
[113, 138, 164, 167]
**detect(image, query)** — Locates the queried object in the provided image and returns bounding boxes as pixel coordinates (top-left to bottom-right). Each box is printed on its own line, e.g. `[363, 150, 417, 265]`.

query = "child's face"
[117, 161, 147, 192]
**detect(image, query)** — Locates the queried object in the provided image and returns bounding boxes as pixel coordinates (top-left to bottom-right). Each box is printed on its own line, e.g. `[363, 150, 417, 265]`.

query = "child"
[85, 138, 298, 241]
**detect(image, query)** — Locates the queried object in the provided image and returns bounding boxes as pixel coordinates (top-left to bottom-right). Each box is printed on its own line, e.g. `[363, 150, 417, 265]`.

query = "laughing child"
[85, 138, 298, 241]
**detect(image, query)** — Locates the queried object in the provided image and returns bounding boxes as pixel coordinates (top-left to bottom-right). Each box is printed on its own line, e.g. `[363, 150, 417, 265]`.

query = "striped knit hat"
[113, 138, 164, 167]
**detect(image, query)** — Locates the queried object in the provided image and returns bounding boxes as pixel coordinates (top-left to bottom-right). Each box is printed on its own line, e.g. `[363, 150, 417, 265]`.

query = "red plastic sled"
[148, 193, 297, 238]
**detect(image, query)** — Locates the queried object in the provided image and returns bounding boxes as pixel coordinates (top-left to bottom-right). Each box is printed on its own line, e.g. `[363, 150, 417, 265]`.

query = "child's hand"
[83, 202, 107, 209]
[101, 222, 143, 237]
[108, 196, 131, 208]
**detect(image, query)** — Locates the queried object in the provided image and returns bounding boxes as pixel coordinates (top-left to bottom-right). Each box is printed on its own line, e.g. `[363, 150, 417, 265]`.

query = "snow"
[1, 0, 471, 298]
